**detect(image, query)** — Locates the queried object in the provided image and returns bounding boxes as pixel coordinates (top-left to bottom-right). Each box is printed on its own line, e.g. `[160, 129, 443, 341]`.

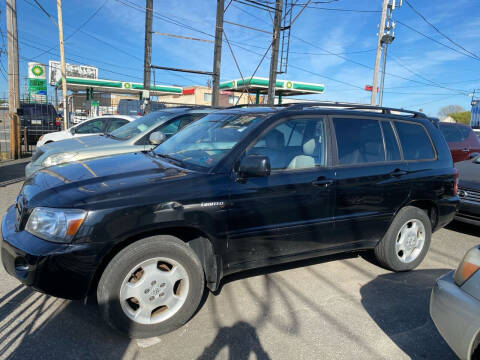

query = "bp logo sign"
[31, 65, 44, 77]
[123, 82, 132, 89]
[286, 81, 293, 89]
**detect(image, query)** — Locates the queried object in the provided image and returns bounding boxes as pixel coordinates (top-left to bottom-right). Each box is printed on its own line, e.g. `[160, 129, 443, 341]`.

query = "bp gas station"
[219, 77, 325, 104]
[27, 61, 326, 116]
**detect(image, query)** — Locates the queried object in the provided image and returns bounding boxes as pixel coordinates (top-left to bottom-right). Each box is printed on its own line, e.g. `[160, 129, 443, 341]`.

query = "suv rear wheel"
[97, 235, 205, 338]
[374, 206, 432, 271]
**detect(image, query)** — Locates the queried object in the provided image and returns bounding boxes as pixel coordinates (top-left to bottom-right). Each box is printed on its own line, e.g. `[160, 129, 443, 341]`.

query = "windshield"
[153, 112, 268, 170]
[110, 111, 177, 140]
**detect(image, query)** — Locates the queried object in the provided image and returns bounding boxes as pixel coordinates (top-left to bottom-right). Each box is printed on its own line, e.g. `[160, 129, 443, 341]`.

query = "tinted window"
[106, 118, 129, 133]
[439, 124, 462, 142]
[395, 122, 435, 160]
[248, 118, 326, 170]
[381, 121, 401, 161]
[334, 118, 385, 165]
[458, 126, 472, 140]
[75, 119, 106, 134]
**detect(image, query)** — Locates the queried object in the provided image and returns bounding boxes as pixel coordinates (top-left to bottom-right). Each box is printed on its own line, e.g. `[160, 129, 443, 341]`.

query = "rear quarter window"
[395, 121, 435, 161]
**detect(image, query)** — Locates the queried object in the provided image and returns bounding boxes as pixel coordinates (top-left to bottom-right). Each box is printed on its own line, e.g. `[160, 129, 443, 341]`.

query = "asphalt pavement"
[0, 162, 477, 359]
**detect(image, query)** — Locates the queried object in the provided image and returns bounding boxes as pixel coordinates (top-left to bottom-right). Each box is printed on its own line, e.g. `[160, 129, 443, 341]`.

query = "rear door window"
[333, 118, 385, 165]
[458, 126, 473, 140]
[439, 124, 462, 142]
[395, 121, 435, 161]
[75, 118, 107, 134]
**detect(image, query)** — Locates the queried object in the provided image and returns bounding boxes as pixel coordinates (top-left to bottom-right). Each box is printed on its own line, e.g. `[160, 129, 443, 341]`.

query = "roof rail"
[283, 102, 427, 118]
[226, 103, 288, 109]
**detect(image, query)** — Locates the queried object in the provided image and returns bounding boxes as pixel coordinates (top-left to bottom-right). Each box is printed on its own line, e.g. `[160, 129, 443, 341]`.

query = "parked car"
[430, 245, 480, 360]
[117, 99, 166, 116]
[439, 122, 480, 163]
[19, 102, 61, 145]
[2, 103, 458, 338]
[25, 107, 213, 177]
[453, 156, 480, 225]
[36, 115, 136, 147]
[474, 128, 480, 139]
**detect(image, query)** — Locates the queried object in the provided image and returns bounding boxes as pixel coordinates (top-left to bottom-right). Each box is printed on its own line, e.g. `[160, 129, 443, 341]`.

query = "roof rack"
[283, 102, 427, 118]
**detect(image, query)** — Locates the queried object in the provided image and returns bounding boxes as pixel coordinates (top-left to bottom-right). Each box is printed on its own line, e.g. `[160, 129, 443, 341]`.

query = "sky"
[1, 0, 480, 117]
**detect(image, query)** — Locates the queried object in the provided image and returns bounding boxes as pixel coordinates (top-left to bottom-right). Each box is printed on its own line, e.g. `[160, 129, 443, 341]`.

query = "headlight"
[42, 152, 78, 167]
[454, 245, 480, 286]
[25, 207, 87, 243]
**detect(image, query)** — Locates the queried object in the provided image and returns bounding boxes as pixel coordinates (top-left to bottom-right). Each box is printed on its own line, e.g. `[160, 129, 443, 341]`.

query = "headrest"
[303, 138, 316, 155]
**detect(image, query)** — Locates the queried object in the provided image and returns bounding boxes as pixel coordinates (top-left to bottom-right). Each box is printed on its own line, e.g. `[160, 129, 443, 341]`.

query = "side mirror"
[149, 131, 166, 145]
[70, 127, 76, 134]
[238, 154, 271, 178]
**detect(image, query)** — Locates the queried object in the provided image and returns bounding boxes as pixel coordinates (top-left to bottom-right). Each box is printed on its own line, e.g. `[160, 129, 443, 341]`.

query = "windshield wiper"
[103, 132, 121, 140]
[153, 152, 184, 166]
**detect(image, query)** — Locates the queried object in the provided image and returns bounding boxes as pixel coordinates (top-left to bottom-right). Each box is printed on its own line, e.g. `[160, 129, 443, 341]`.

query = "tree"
[450, 111, 471, 125]
[438, 105, 465, 119]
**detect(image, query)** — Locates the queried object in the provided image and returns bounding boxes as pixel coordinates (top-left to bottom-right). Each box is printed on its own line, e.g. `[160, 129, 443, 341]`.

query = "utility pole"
[378, 1, 398, 106]
[370, 0, 389, 106]
[143, 0, 153, 113]
[211, 0, 224, 107]
[56, 0, 68, 129]
[6, 0, 20, 159]
[267, 0, 283, 105]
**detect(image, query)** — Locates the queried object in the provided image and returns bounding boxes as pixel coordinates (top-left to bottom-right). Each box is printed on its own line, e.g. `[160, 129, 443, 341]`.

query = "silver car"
[430, 245, 480, 360]
[25, 107, 213, 177]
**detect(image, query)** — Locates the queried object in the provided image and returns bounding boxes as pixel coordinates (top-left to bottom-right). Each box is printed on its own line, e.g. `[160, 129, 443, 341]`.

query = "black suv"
[19, 102, 61, 144]
[1, 103, 458, 338]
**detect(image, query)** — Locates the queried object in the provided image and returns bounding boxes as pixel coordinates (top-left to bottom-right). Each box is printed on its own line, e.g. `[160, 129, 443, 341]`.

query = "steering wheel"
[91, 126, 102, 133]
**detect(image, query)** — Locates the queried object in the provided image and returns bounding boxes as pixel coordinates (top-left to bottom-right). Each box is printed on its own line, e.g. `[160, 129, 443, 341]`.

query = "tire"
[97, 235, 205, 338]
[374, 206, 432, 271]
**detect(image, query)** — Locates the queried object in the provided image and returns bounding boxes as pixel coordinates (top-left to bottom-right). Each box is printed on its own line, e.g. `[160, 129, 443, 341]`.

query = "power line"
[30, 0, 57, 25]
[33, 0, 109, 58]
[295, 6, 380, 13]
[404, 0, 480, 61]
[396, 20, 480, 63]
[23, 0, 144, 62]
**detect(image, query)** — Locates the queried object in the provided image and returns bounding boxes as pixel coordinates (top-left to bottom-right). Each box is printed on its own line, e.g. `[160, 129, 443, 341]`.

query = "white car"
[36, 115, 136, 147]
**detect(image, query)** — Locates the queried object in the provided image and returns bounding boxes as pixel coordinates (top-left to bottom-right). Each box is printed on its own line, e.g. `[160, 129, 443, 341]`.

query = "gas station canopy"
[55, 77, 183, 96]
[220, 77, 325, 96]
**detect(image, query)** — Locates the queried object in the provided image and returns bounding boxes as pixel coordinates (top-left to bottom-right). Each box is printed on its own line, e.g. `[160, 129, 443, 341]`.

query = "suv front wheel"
[97, 235, 205, 338]
[374, 206, 432, 271]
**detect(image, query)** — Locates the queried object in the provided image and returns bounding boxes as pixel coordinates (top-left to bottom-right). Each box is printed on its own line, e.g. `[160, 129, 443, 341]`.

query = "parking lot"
[0, 159, 476, 360]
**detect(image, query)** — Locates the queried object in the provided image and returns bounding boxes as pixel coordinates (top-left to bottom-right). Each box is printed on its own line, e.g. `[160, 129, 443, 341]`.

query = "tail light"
[453, 168, 459, 196]
[454, 246, 480, 286]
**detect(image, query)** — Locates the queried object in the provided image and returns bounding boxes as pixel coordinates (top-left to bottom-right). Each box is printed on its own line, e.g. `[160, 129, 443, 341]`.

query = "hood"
[456, 158, 480, 190]
[21, 152, 198, 209]
[42, 134, 119, 152]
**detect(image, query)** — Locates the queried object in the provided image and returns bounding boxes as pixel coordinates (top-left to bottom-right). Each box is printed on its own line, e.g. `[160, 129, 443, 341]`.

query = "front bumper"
[430, 271, 480, 360]
[455, 200, 480, 226]
[1, 205, 107, 300]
